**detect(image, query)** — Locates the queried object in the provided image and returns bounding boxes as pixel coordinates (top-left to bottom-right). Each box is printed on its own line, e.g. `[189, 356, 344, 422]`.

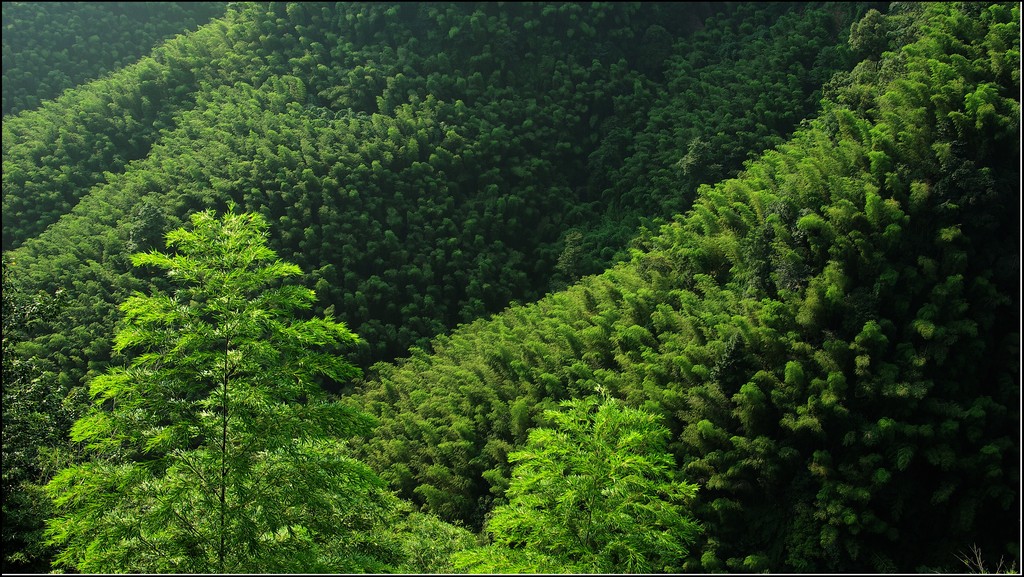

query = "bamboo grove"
[2, 2, 1019, 573]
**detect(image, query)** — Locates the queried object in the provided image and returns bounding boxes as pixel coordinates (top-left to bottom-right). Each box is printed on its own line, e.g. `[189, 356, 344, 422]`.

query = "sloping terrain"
[1, 1, 1018, 573]
[347, 2, 1020, 571]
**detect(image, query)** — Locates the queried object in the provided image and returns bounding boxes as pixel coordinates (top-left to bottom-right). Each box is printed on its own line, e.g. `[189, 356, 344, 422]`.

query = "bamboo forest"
[1, 1, 1020, 573]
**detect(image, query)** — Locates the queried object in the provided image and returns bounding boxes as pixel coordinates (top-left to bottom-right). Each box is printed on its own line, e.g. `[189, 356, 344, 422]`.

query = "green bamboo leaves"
[455, 396, 701, 573]
[44, 208, 399, 573]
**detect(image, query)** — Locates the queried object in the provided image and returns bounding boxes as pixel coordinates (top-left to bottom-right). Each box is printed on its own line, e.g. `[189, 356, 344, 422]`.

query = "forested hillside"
[2, 2, 865, 365]
[347, 1, 1020, 571]
[2, 1, 1019, 573]
[1, 2, 228, 116]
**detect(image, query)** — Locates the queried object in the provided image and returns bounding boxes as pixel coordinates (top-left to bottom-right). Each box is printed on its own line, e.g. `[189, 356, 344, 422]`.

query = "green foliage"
[1, 254, 69, 573]
[351, 2, 1020, 572]
[1, 2, 228, 116]
[575, 1, 870, 271]
[43, 209, 401, 573]
[453, 396, 701, 573]
[389, 504, 478, 574]
[3, 1, 866, 373]
[2, 1, 1018, 573]
[2, 7, 238, 249]
[2, 12, 873, 550]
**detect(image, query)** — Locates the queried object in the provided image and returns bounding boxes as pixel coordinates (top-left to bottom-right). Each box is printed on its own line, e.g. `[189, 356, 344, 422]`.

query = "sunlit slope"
[3, 2, 866, 404]
[347, 2, 1020, 572]
[1, 2, 228, 116]
[2, 9, 244, 250]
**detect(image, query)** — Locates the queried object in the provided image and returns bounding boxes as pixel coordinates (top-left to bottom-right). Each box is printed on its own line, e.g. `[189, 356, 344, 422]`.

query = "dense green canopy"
[2, 1, 1018, 573]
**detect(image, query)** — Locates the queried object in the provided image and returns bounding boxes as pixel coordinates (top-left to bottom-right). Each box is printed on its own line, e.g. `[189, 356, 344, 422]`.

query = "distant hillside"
[4, 1, 1016, 573]
[2, 3, 868, 374]
[347, 2, 1020, 571]
[2, 2, 228, 116]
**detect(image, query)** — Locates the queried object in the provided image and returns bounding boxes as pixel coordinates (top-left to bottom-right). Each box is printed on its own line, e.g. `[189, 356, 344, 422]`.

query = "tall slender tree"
[44, 207, 400, 573]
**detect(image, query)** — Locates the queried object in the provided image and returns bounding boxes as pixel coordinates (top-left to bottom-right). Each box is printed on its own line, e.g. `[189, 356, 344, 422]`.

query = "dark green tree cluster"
[2, 9, 245, 250]
[1, 255, 71, 572]
[575, 1, 883, 275]
[0, 1, 871, 485]
[2, 1, 1017, 572]
[1, 2, 227, 116]
[348, 2, 1020, 571]
[3, 2, 868, 388]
